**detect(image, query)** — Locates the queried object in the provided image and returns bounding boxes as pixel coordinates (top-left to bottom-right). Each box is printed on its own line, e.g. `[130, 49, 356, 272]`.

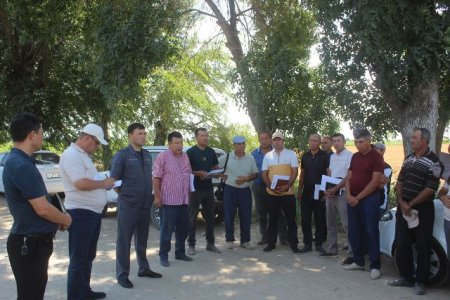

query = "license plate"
[46, 172, 61, 179]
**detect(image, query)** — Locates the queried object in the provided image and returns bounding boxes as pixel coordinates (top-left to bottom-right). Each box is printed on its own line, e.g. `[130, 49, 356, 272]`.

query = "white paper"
[112, 180, 122, 188]
[207, 168, 224, 176]
[384, 168, 392, 177]
[94, 173, 121, 188]
[270, 175, 290, 189]
[314, 184, 321, 200]
[320, 175, 342, 191]
[190, 174, 195, 192]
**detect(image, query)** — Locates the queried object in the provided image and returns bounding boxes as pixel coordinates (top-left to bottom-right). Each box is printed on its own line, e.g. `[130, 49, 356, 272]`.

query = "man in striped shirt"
[388, 128, 441, 295]
[153, 131, 193, 267]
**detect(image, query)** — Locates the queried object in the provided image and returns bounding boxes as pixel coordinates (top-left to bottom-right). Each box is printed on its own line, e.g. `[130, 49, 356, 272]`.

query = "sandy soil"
[0, 195, 449, 300]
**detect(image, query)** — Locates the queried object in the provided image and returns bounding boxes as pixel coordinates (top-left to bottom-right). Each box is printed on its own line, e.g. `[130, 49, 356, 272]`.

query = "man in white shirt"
[321, 133, 353, 263]
[60, 124, 115, 300]
[437, 143, 450, 263]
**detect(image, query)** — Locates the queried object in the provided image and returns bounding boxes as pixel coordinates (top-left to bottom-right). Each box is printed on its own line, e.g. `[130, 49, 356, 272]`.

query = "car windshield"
[32, 152, 60, 165]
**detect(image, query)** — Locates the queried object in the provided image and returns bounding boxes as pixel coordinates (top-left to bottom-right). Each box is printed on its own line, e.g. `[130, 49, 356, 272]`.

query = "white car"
[379, 199, 449, 286]
[0, 150, 64, 194]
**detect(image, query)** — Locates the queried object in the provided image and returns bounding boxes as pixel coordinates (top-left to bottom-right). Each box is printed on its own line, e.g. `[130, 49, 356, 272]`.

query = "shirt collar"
[71, 142, 87, 154]
[10, 148, 35, 163]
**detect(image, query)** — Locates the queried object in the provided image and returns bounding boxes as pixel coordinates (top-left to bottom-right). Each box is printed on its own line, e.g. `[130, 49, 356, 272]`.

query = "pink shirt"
[152, 149, 192, 205]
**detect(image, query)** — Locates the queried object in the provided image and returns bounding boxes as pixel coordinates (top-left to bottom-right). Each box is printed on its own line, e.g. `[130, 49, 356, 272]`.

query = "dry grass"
[346, 143, 450, 181]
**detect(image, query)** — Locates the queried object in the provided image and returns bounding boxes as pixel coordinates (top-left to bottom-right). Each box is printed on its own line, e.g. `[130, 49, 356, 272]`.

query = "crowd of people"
[2, 112, 449, 299]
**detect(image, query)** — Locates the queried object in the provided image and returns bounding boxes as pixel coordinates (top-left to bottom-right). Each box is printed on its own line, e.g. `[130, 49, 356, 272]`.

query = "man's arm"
[262, 170, 271, 187]
[438, 185, 450, 209]
[345, 170, 358, 207]
[29, 196, 72, 228]
[74, 178, 115, 191]
[296, 168, 305, 200]
[152, 177, 162, 207]
[354, 171, 382, 201]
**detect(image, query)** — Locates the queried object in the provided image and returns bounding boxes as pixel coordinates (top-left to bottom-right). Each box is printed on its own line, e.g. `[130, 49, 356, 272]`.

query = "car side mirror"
[380, 211, 393, 222]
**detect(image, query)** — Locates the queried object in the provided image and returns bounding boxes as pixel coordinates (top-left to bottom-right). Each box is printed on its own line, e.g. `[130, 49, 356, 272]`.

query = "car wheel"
[394, 238, 448, 287]
[151, 204, 161, 231]
[101, 205, 108, 218]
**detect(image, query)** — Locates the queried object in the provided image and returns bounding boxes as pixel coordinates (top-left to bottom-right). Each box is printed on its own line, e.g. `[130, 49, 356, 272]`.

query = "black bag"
[214, 153, 230, 201]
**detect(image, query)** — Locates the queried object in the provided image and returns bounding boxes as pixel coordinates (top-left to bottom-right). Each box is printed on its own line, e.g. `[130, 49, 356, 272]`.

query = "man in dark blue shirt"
[3, 112, 72, 300]
[186, 128, 221, 254]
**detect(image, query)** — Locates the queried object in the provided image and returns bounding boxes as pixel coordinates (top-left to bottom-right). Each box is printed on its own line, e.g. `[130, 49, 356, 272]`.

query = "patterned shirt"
[397, 148, 440, 206]
[152, 149, 192, 205]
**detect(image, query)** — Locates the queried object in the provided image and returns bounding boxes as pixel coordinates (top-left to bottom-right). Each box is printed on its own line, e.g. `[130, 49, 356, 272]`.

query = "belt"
[10, 232, 55, 240]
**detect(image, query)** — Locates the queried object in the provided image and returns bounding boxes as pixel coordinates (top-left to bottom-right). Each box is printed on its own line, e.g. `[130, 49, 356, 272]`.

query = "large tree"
[197, 0, 338, 147]
[317, 0, 450, 154]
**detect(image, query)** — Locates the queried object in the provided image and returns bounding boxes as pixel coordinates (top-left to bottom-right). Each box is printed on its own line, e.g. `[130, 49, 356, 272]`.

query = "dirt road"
[0, 196, 448, 299]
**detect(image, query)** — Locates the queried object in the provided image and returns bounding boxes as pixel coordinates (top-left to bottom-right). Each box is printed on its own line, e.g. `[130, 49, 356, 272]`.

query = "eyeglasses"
[89, 135, 100, 145]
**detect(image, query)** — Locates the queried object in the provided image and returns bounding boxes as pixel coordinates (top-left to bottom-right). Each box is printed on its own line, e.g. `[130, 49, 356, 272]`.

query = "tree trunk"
[436, 104, 449, 153]
[396, 77, 439, 156]
[100, 115, 112, 170]
[153, 120, 167, 145]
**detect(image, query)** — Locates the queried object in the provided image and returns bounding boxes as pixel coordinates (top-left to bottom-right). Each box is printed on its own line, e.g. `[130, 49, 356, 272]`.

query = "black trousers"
[188, 190, 216, 246]
[7, 233, 53, 300]
[395, 203, 434, 283]
[267, 194, 298, 247]
[301, 190, 326, 247]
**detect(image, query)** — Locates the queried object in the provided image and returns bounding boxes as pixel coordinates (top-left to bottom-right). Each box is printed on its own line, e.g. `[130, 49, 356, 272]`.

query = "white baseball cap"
[82, 124, 108, 145]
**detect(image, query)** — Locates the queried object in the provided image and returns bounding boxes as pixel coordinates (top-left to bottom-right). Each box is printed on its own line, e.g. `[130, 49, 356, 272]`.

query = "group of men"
[3, 112, 448, 299]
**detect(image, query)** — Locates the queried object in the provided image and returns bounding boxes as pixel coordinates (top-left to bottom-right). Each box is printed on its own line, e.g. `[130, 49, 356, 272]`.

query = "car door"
[0, 153, 9, 192]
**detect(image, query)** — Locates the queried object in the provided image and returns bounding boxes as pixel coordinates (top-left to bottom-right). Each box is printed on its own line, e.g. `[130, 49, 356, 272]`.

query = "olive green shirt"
[218, 152, 258, 188]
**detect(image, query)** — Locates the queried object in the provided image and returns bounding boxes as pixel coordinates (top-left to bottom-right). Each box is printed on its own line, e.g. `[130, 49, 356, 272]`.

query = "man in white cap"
[218, 135, 258, 249]
[261, 131, 300, 253]
[60, 124, 115, 300]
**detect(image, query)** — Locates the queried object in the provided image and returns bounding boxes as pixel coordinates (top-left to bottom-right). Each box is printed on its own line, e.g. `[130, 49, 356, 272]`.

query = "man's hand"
[154, 196, 162, 208]
[197, 171, 208, 180]
[325, 186, 338, 198]
[102, 177, 115, 189]
[276, 184, 289, 193]
[58, 213, 72, 231]
[443, 195, 450, 209]
[235, 176, 248, 185]
[346, 193, 358, 207]
[398, 199, 411, 216]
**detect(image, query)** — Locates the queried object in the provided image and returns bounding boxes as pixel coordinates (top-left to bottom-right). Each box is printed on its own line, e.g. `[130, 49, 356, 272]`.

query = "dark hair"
[10, 112, 41, 142]
[331, 133, 346, 141]
[258, 131, 271, 137]
[413, 127, 431, 145]
[194, 127, 207, 137]
[127, 123, 145, 134]
[353, 128, 371, 140]
[168, 131, 183, 143]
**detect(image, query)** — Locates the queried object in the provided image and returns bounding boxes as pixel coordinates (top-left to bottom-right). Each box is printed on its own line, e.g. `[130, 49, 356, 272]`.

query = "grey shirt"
[219, 152, 258, 188]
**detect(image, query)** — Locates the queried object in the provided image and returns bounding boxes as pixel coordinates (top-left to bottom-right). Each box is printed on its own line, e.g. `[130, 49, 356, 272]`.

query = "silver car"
[379, 199, 448, 286]
[0, 150, 64, 194]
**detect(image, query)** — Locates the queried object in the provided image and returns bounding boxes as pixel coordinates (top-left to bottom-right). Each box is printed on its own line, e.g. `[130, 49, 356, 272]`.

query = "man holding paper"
[60, 123, 114, 299]
[261, 131, 300, 253]
[297, 134, 330, 254]
[110, 123, 161, 289]
[321, 133, 353, 262]
[153, 131, 193, 267]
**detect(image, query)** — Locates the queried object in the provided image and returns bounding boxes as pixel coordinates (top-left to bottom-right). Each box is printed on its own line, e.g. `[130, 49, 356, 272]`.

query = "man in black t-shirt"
[186, 128, 221, 255]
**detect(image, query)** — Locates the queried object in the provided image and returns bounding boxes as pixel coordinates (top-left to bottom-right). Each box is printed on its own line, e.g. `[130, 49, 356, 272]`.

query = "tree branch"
[183, 8, 217, 19]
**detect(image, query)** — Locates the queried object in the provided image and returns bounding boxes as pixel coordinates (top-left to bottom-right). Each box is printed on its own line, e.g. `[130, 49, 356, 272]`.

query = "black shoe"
[86, 291, 107, 300]
[257, 240, 268, 245]
[263, 244, 276, 252]
[206, 243, 222, 253]
[320, 252, 338, 258]
[315, 245, 325, 254]
[118, 278, 134, 289]
[341, 257, 354, 265]
[138, 270, 162, 278]
[175, 255, 193, 262]
[290, 246, 300, 253]
[414, 282, 425, 295]
[387, 278, 414, 287]
[298, 245, 312, 253]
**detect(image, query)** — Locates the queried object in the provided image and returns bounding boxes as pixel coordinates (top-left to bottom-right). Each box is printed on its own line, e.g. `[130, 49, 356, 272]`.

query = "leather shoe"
[160, 259, 170, 267]
[175, 255, 193, 262]
[206, 244, 222, 253]
[387, 278, 414, 287]
[86, 291, 106, 299]
[118, 278, 134, 289]
[414, 282, 425, 295]
[298, 245, 312, 253]
[138, 270, 162, 278]
[263, 244, 276, 252]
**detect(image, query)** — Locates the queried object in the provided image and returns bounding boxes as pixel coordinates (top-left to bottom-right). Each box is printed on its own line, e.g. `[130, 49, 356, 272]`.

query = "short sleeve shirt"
[219, 152, 258, 188]
[300, 149, 330, 190]
[2, 148, 57, 234]
[60, 143, 107, 213]
[443, 182, 450, 221]
[186, 146, 219, 191]
[329, 149, 353, 179]
[348, 149, 384, 196]
[262, 148, 298, 196]
[397, 148, 440, 207]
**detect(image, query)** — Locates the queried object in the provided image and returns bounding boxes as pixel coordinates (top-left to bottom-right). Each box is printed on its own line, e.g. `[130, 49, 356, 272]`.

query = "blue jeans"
[223, 185, 252, 243]
[347, 192, 381, 269]
[159, 205, 189, 260]
[67, 209, 102, 300]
